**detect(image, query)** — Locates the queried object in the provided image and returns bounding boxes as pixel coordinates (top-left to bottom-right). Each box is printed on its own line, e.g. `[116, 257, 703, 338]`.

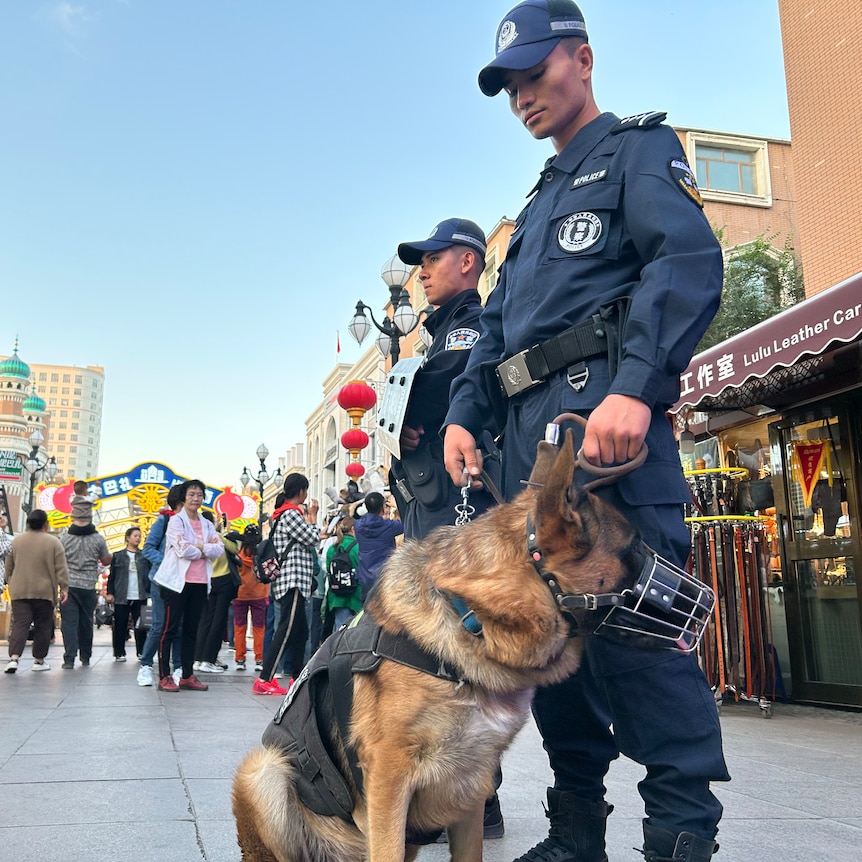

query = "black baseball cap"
[397, 218, 487, 266]
[479, 0, 589, 97]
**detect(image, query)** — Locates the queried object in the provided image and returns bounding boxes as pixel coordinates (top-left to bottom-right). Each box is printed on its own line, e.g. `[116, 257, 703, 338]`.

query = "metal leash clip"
[454, 471, 476, 526]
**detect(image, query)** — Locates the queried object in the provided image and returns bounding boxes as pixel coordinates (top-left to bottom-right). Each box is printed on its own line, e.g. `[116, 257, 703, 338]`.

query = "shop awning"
[674, 271, 862, 412]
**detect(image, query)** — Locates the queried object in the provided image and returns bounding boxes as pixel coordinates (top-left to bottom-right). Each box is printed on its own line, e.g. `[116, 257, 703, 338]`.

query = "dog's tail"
[233, 746, 294, 861]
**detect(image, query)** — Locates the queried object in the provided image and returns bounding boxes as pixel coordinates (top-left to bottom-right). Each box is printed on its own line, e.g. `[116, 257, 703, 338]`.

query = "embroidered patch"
[498, 20, 518, 52]
[669, 159, 703, 208]
[446, 328, 480, 350]
[557, 212, 603, 253]
[571, 168, 607, 189]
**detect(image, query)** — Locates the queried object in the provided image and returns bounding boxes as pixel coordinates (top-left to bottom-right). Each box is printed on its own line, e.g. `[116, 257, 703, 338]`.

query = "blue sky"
[0, 1, 790, 488]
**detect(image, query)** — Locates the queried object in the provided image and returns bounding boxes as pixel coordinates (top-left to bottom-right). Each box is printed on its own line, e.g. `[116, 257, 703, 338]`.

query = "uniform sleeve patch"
[669, 158, 704, 208]
[446, 328, 480, 350]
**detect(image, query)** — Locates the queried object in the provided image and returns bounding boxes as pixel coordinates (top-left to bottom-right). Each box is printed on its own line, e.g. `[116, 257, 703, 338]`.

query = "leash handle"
[549, 412, 648, 492]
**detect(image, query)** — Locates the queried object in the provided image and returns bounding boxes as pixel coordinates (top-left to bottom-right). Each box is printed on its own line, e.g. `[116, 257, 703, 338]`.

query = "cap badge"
[498, 20, 518, 52]
[429, 226, 439, 238]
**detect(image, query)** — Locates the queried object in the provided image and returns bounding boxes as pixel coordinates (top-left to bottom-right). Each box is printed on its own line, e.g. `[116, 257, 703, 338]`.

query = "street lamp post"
[348, 255, 422, 364]
[21, 429, 58, 515]
[239, 443, 282, 529]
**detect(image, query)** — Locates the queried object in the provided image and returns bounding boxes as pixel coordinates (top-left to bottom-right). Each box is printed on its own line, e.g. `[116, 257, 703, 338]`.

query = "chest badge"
[558, 212, 603, 253]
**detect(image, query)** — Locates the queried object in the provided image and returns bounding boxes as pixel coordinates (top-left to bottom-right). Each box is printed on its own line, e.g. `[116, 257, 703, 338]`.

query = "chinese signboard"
[675, 273, 862, 411]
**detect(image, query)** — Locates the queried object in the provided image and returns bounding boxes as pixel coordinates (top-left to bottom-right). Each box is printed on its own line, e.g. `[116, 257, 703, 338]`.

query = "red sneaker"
[179, 674, 208, 691]
[252, 678, 288, 696]
[158, 675, 179, 692]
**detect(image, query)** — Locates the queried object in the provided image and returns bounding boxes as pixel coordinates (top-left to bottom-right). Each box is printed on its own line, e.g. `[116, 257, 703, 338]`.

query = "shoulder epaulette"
[610, 111, 668, 134]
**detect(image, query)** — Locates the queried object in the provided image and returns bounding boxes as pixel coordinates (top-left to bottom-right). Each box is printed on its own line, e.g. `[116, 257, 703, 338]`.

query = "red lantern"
[341, 428, 369, 454]
[337, 380, 377, 427]
[345, 461, 365, 479]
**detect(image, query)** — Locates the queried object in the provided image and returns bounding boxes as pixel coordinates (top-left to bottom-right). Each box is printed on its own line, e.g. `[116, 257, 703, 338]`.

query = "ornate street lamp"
[21, 429, 58, 515]
[348, 255, 421, 364]
[240, 444, 282, 528]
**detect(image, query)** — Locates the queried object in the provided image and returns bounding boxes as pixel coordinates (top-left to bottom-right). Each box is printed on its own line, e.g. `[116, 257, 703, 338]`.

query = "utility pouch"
[398, 440, 450, 509]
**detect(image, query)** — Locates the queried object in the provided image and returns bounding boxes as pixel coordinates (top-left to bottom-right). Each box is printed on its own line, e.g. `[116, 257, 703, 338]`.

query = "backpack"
[253, 522, 298, 585]
[327, 539, 358, 595]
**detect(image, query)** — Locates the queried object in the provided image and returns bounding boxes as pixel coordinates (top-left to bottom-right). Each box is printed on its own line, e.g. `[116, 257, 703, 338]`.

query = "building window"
[686, 132, 772, 207]
[71, 423, 79, 430]
[60, 411, 67, 417]
[71, 435, 78, 442]
[75, 375, 82, 384]
[61, 399, 69, 406]
[74, 388, 81, 395]
[50, 387, 58, 394]
[74, 400, 80, 407]
[70, 446, 77, 453]
[39, 372, 47, 381]
[51, 373, 58, 382]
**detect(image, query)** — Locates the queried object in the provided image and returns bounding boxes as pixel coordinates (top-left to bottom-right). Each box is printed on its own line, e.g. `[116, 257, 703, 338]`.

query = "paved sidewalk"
[1, 628, 861, 861]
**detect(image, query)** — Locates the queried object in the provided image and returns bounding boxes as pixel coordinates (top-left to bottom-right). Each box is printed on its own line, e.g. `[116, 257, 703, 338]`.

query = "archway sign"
[34, 461, 261, 552]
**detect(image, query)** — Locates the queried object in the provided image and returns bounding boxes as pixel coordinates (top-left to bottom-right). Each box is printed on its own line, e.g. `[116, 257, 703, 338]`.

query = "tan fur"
[233, 432, 641, 861]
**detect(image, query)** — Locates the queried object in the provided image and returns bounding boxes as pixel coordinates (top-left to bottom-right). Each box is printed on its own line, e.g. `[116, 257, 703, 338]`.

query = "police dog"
[232, 431, 642, 862]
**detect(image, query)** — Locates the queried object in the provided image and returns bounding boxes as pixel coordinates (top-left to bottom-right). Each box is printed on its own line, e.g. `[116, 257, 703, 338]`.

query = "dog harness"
[262, 610, 462, 840]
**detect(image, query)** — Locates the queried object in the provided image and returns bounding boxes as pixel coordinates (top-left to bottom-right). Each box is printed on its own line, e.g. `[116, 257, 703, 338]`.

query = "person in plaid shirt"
[252, 472, 320, 696]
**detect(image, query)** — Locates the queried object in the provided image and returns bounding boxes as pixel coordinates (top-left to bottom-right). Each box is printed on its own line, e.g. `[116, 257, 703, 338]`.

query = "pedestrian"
[443, 3, 729, 861]
[153, 479, 224, 692]
[0, 512, 12, 591]
[4, 509, 68, 673]
[136, 483, 184, 686]
[252, 473, 319, 696]
[322, 516, 361, 632]
[230, 524, 267, 672]
[59, 489, 112, 669]
[106, 526, 150, 661]
[192, 510, 238, 673]
[390, 218, 500, 540]
[352, 491, 402, 601]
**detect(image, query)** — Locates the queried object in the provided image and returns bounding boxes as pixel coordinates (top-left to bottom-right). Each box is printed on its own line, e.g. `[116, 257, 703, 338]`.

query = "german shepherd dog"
[233, 431, 643, 862]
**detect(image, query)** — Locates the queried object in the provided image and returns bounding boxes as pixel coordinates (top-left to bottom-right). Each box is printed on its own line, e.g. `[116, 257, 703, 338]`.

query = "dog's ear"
[535, 430, 579, 523]
[528, 439, 560, 488]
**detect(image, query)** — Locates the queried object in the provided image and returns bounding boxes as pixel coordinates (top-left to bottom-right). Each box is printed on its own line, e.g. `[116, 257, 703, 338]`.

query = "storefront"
[675, 272, 862, 708]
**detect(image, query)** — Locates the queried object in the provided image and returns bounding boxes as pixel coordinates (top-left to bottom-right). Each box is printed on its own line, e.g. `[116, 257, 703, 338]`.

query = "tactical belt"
[494, 300, 628, 399]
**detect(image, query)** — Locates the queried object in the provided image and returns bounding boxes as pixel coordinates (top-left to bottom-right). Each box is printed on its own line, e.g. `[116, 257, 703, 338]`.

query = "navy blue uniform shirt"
[445, 112, 722, 510]
[394, 287, 498, 539]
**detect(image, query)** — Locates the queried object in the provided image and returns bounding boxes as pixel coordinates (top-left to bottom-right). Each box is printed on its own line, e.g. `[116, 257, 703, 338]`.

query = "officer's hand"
[400, 424, 423, 452]
[582, 394, 651, 466]
[444, 424, 484, 487]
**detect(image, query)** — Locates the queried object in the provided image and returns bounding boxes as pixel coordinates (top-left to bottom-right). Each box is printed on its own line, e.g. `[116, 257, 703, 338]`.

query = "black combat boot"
[642, 822, 718, 862]
[513, 789, 613, 862]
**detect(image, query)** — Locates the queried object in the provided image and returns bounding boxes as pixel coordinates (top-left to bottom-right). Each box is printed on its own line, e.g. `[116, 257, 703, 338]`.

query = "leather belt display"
[495, 315, 610, 398]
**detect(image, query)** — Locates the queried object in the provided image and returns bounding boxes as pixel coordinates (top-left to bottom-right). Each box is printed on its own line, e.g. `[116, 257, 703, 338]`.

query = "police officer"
[443, 3, 729, 862]
[391, 218, 500, 542]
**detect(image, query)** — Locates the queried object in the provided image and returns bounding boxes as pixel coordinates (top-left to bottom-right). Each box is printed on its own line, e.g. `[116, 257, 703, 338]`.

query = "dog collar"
[526, 515, 626, 614]
[449, 594, 484, 636]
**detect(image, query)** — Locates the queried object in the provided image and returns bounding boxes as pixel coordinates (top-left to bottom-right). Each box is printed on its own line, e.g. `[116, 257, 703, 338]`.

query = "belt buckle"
[497, 348, 543, 397]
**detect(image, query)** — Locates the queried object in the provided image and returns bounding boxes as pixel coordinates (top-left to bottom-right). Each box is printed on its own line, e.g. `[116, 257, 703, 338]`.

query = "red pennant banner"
[792, 441, 827, 509]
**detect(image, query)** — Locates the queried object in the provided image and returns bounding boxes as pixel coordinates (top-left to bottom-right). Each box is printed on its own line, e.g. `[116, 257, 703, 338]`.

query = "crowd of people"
[1, 473, 405, 698]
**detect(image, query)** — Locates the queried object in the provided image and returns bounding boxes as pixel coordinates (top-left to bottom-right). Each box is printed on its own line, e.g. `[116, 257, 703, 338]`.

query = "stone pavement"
[1, 627, 861, 861]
